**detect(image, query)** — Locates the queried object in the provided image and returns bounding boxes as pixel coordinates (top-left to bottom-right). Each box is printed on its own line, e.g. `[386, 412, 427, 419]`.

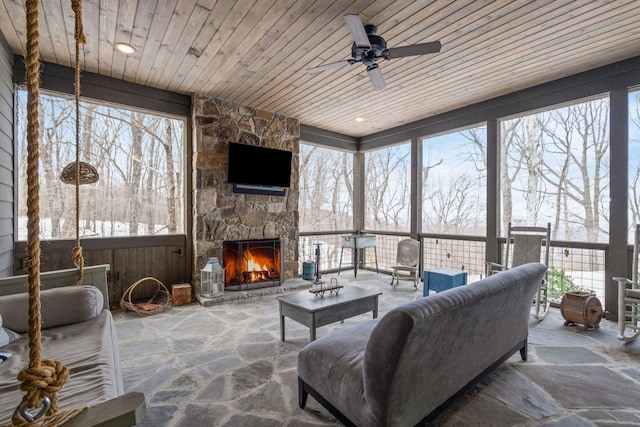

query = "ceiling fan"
[307, 14, 441, 90]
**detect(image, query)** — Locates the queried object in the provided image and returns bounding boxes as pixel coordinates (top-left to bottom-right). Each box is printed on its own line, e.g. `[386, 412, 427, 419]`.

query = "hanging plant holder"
[60, 161, 99, 185]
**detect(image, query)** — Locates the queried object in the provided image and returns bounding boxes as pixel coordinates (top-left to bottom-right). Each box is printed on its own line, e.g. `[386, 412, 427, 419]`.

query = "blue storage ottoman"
[424, 268, 467, 296]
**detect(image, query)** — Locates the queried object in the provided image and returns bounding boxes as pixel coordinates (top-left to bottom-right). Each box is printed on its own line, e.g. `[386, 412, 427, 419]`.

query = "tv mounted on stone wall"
[227, 142, 292, 196]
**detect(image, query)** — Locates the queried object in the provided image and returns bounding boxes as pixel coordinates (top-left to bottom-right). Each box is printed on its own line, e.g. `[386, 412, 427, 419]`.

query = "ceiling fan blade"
[385, 41, 442, 59]
[344, 14, 371, 49]
[307, 60, 352, 74]
[367, 65, 385, 90]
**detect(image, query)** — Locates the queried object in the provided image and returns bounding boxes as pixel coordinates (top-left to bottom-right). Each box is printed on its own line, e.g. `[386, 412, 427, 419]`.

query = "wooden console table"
[276, 287, 382, 341]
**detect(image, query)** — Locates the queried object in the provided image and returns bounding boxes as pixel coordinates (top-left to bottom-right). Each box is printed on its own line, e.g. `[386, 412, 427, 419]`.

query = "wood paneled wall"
[0, 32, 13, 277]
[14, 235, 187, 307]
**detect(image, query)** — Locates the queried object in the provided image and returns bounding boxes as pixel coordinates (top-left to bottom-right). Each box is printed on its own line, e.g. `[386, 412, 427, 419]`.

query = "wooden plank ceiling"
[1, 0, 639, 138]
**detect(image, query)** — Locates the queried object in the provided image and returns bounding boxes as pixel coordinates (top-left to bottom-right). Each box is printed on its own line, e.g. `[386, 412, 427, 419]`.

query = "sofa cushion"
[0, 286, 103, 334]
[298, 318, 380, 425]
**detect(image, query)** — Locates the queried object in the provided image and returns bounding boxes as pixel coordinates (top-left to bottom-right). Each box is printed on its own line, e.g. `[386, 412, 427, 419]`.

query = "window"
[630, 89, 640, 242]
[364, 143, 411, 232]
[499, 97, 610, 243]
[16, 89, 185, 239]
[421, 126, 487, 235]
[298, 143, 353, 232]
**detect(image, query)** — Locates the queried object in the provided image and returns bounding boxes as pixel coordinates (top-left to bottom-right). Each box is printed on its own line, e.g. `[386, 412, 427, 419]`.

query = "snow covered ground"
[17, 216, 170, 240]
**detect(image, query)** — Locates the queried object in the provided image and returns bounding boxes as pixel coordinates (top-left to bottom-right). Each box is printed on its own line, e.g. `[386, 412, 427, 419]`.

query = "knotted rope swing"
[6, 0, 92, 425]
[60, 0, 100, 286]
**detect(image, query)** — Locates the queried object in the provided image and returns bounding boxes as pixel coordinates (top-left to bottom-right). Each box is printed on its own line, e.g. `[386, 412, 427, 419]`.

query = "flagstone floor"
[113, 271, 640, 427]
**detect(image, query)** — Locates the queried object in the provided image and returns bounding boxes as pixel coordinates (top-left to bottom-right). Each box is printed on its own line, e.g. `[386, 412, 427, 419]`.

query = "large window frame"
[363, 142, 412, 232]
[421, 125, 487, 236]
[11, 58, 193, 282]
[15, 88, 187, 240]
[298, 143, 354, 233]
[629, 88, 640, 242]
[498, 96, 611, 243]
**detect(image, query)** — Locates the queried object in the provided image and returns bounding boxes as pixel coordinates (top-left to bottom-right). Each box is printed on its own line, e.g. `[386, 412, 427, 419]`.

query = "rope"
[71, 0, 85, 285]
[8, 0, 72, 425]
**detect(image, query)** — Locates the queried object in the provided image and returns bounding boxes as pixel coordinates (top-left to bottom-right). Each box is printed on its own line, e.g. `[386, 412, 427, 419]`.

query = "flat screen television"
[227, 142, 292, 193]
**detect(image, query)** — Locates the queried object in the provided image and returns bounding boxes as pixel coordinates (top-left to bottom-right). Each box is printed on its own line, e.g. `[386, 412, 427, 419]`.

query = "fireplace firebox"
[223, 239, 283, 290]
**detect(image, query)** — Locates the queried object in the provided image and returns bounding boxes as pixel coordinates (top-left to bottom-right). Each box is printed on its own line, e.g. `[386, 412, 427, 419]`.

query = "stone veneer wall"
[192, 95, 299, 293]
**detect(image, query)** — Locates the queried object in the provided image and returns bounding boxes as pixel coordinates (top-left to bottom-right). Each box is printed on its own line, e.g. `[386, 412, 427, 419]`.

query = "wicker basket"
[120, 277, 172, 315]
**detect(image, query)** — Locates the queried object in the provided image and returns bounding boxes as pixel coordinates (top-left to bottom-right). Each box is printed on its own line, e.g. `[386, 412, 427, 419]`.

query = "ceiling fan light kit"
[307, 14, 441, 90]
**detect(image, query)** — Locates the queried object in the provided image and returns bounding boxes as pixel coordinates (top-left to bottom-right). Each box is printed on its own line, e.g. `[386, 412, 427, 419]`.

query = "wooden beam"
[61, 392, 146, 427]
[607, 89, 629, 319]
[359, 56, 640, 149]
[12, 57, 191, 117]
[300, 124, 358, 151]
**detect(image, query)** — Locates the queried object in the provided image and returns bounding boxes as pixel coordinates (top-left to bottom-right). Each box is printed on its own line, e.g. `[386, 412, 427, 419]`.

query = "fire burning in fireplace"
[242, 252, 276, 283]
[223, 239, 282, 290]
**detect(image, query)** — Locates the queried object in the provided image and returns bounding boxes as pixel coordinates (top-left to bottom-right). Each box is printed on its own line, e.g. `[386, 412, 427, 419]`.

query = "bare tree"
[299, 144, 355, 234]
[425, 175, 476, 233]
[365, 146, 410, 231]
[41, 98, 73, 238]
[419, 129, 487, 235]
[461, 127, 488, 174]
[329, 151, 353, 230]
[501, 117, 546, 226]
[420, 148, 443, 229]
[499, 118, 524, 233]
[127, 113, 144, 235]
[299, 145, 325, 231]
[523, 116, 544, 224]
[81, 104, 97, 234]
[539, 101, 610, 242]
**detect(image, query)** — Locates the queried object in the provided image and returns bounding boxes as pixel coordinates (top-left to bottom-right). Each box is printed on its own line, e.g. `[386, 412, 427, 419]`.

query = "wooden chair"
[613, 224, 640, 342]
[390, 238, 420, 289]
[486, 222, 551, 319]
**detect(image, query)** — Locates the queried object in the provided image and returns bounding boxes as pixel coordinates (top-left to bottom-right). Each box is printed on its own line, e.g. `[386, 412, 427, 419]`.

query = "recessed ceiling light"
[355, 117, 364, 122]
[115, 43, 135, 55]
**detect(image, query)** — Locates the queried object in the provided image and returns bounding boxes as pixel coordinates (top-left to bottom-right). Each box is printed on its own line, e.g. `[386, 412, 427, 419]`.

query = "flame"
[246, 254, 269, 272]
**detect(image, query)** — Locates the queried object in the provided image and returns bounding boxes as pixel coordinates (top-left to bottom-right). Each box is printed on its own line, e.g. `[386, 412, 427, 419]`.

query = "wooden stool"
[172, 283, 192, 306]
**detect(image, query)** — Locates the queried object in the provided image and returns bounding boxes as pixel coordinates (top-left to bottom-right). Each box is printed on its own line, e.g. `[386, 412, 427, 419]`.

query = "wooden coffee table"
[276, 287, 382, 341]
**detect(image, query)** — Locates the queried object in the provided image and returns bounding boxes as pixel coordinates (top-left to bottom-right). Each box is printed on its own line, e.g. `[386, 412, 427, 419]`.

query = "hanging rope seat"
[5, 0, 94, 425]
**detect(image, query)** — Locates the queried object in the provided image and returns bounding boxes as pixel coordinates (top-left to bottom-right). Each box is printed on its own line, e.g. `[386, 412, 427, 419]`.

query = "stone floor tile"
[534, 345, 609, 364]
[516, 365, 640, 409]
[540, 413, 592, 426]
[477, 366, 563, 420]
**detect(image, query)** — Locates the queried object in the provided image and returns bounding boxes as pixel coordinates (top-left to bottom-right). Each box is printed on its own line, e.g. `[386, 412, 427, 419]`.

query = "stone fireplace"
[192, 95, 299, 296]
[223, 238, 282, 290]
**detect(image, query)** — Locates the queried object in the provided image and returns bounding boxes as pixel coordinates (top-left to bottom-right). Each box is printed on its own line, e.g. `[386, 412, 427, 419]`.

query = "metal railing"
[299, 230, 608, 306]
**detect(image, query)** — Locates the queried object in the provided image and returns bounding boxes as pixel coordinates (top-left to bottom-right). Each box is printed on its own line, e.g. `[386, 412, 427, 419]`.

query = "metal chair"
[390, 238, 420, 289]
[613, 224, 640, 342]
[486, 222, 551, 319]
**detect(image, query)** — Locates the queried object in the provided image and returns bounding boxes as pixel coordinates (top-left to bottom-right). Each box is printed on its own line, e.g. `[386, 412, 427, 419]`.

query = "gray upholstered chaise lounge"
[0, 265, 145, 426]
[297, 262, 547, 426]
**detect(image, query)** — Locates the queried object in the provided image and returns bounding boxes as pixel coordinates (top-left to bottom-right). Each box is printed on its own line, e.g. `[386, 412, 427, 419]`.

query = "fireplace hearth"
[223, 239, 283, 291]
